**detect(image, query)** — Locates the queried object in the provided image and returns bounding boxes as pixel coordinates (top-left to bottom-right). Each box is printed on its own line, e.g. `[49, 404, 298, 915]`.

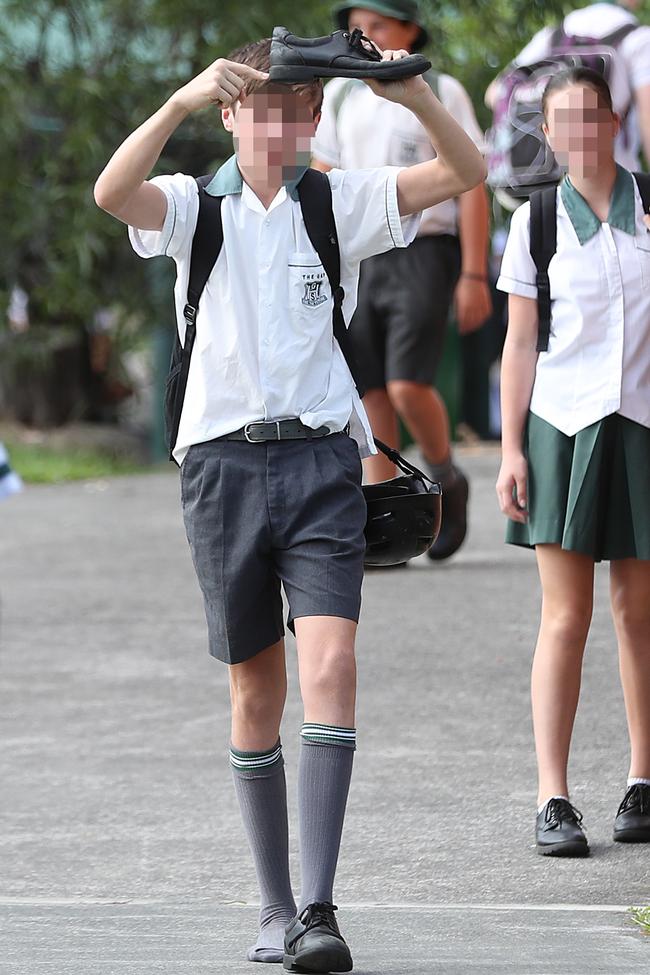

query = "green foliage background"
[0, 0, 647, 354]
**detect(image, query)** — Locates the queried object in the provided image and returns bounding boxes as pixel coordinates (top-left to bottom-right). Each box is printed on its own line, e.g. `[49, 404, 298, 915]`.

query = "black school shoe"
[269, 26, 431, 84]
[427, 466, 469, 561]
[613, 784, 650, 843]
[536, 798, 589, 857]
[283, 902, 353, 973]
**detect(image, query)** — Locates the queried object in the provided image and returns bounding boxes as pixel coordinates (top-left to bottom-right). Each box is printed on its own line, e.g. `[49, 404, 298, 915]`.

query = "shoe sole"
[269, 61, 430, 84]
[283, 947, 353, 973]
[537, 840, 590, 857]
[613, 828, 650, 843]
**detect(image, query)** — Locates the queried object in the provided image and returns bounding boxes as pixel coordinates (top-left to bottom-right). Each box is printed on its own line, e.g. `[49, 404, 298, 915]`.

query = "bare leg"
[229, 638, 287, 750]
[610, 559, 650, 780]
[387, 379, 451, 466]
[532, 545, 595, 805]
[361, 387, 399, 483]
[294, 616, 357, 726]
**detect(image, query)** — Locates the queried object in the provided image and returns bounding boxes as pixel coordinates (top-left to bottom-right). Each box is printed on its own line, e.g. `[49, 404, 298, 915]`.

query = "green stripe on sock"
[301, 723, 356, 750]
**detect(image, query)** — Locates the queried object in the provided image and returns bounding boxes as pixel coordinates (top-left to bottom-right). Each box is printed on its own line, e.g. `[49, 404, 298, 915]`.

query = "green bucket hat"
[334, 0, 429, 52]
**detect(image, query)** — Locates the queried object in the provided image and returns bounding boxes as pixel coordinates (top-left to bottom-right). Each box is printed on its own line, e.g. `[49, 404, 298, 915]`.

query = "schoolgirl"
[496, 67, 650, 856]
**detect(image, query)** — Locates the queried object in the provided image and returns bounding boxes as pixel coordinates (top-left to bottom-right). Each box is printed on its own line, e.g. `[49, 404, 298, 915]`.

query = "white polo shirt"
[129, 156, 420, 464]
[513, 3, 650, 172]
[497, 165, 650, 436]
[312, 75, 486, 237]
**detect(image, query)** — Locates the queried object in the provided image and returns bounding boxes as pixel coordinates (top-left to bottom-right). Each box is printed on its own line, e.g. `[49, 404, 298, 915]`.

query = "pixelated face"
[347, 8, 419, 52]
[225, 88, 318, 179]
[543, 84, 619, 176]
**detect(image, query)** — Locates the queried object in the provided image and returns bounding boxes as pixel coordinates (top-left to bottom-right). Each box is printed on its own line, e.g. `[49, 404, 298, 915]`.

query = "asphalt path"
[1, 446, 648, 973]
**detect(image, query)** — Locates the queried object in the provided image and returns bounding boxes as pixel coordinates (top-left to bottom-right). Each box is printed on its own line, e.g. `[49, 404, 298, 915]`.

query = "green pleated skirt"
[506, 412, 650, 561]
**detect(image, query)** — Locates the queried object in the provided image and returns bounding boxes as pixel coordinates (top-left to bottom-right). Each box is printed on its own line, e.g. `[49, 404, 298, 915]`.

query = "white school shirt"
[129, 157, 420, 464]
[496, 166, 650, 436]
[513, 3, 650, 172]
[312, 75, 486, 237]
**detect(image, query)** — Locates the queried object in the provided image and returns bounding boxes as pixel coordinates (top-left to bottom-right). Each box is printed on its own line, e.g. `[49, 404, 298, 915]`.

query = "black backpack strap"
[296, 169, 365, 397]
[529, 186, 557, 353]
[633, 171, 650, 216]
[167, 175, 224, 460]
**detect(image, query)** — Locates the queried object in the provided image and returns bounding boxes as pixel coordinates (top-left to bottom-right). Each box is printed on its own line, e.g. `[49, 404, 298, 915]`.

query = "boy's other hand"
[364, 50, 429, 106]
[171, 59, 269, 114]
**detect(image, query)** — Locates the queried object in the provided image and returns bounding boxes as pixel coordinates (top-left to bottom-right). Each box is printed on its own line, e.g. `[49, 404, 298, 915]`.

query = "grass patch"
[4, 440, 145, 484]
[630, 906, 650, 934]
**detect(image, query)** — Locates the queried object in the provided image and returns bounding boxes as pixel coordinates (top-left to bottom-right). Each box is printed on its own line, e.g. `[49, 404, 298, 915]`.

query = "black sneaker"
[536, 798, 589, 857]
[427, 466, 469, 560]
[269, 26, 431, 84]
[283, 902, 353, 973]
[613, 784, 650, 843]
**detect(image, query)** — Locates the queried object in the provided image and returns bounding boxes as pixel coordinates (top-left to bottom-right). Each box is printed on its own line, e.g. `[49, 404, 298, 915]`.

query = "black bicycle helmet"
[363, 440, 442, 566]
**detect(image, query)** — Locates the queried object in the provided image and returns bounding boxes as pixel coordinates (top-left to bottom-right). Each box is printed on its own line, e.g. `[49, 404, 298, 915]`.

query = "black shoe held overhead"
[270, 26, 431, 84]
[284, 902, 353, 973]
[535, 797, 589, 857]
[613, 784, 650, 843]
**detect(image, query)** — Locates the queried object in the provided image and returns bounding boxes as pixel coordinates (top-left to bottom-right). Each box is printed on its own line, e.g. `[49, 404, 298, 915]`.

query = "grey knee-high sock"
[297, 723, 356, 912]
[230, 741, 296, 963]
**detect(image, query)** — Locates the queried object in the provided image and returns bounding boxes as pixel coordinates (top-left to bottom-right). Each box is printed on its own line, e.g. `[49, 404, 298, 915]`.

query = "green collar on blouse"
[204, 154, 309, 201]
[561, 164, 635, 245]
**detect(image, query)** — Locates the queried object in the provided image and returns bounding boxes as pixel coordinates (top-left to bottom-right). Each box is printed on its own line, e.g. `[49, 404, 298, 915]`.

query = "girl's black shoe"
[283, 902, 353, 973]
[613, 784, 650, 843]
[535, 798, 589, 857]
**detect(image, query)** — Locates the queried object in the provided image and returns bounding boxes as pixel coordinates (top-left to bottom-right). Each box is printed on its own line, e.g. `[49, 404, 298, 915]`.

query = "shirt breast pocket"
[288, 253, 331, 327]
[635, 235, 650, 287]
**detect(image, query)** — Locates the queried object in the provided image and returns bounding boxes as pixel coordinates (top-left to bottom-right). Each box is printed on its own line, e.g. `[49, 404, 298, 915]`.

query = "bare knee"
[541, 600, 593, 648]
[301, 642, 356, 702]
[387, 380, 427, 417]
[611, 591, 650, 647]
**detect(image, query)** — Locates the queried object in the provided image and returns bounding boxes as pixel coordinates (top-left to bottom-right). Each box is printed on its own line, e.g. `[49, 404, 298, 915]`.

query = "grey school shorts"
[180, 432, 366, 665]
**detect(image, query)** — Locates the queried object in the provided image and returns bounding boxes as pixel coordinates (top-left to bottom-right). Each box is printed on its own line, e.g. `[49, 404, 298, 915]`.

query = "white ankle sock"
[627, 777, 650, 788]
[537, 794, 569, 814]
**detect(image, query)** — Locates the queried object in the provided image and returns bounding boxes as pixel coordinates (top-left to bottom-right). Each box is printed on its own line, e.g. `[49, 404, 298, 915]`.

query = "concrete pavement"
[1, 447, 648, 973]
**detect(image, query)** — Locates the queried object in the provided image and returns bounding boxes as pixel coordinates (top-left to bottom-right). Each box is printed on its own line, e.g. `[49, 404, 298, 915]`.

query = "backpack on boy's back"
[486, 23, 637, 209]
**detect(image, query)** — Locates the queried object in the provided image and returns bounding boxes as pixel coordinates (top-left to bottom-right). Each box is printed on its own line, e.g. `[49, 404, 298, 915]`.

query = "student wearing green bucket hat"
[334, 0, 429, 52]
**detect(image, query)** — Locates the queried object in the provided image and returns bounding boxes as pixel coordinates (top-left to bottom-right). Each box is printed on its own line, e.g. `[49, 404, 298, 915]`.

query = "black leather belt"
[217, 419, 332, 443]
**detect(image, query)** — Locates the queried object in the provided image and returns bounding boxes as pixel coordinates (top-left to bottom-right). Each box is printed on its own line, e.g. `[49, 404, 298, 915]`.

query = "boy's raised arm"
[93, 59, 267, 230]
[364, 49, 487, 215]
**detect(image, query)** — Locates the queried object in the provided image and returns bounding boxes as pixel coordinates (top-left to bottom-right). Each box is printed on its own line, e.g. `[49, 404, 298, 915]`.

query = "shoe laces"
[345, 28, 382, 61]
[618, 783, 650, 815]
[544, 797, 583, 829]
[300, 901, 340, 934]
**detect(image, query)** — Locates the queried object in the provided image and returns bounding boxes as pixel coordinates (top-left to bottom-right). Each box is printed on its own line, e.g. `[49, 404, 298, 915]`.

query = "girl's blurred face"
[543, 83, 619, 177]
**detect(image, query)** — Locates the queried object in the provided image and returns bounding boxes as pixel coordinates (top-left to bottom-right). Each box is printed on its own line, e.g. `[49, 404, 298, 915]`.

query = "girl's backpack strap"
[633, 171, 650, 216]
[529, 185, 558, 352]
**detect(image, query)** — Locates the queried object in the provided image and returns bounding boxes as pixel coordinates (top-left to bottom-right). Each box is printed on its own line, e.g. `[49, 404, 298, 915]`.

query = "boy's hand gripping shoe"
[270, 26, 431, 84]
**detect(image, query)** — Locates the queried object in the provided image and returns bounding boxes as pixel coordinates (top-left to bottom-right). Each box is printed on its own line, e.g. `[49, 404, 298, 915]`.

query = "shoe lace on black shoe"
[617, 783, 650, 816]
[544, 797, 584, 830]
[345, 28, 382, 61]
[300, 901, 341, 936]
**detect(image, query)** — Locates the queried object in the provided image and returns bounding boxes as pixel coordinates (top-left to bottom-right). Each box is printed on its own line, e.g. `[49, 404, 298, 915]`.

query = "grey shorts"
[180, 433, 366, 665]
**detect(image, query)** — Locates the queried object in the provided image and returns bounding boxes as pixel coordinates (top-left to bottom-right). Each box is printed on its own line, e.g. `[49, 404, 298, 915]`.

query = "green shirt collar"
[560, 165, 636, 245]
[204, 154, 309, 201]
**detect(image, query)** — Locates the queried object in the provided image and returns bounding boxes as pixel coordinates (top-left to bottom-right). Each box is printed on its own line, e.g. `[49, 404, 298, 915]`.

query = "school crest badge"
[302, 280, 327, 308]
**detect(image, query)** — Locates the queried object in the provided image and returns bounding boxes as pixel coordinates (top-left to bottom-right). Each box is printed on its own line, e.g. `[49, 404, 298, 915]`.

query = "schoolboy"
[94, 36, 485, 972]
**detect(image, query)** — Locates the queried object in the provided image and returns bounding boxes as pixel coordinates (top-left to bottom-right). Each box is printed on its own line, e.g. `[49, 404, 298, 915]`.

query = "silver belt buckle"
[244, 421, 283, 442]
